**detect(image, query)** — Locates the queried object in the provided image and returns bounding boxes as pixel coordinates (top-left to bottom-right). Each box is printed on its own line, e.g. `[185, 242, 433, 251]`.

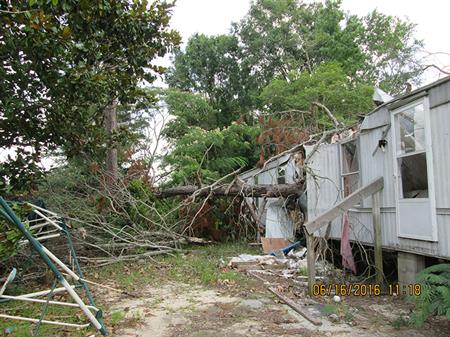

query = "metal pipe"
[26, 202, 59, 216]
[42, 246, 80, 280]
[15, 286, 74, 299]
[0, 314, 90, 328]
[32, 209, 62, 230]
[60, 278, 103, 331]
[0, 295, 99, 312]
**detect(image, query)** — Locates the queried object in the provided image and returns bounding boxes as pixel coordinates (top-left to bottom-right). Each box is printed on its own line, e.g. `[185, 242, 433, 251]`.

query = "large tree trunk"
[104, 101, 118, 184]
[157, 182, 303, 198]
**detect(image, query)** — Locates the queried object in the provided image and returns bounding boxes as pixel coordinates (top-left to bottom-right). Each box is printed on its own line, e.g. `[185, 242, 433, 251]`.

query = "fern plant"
[411, 263, 450, 327]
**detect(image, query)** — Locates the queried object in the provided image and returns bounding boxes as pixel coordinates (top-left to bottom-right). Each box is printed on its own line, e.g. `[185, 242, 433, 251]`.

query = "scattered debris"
[260, 238, 292, 254]
[228, 254, 282, 270]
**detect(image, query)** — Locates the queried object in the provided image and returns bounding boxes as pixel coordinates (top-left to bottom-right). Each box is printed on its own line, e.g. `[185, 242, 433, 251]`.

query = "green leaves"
[356, 9, 424, 94]
[163, 0, 423, 188]
[233, 0, 423, 94]
[163, 123, 260, 186]
[260, 62, 374, 128]
[0, 203, 31, 261]
[166, 34, 258, 120]
[0, 0, 180, 192]
[412, 263, 450, 327]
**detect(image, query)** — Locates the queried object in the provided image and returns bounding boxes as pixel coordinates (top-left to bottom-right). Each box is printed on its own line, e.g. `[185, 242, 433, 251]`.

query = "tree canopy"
[0, 0, 427, 190]
[0, 0, 180, 191]
[163, 0, 425, 185]
[232, 0, 423, 94]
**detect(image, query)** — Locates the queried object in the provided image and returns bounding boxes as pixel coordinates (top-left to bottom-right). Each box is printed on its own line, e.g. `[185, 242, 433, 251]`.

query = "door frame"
[390, 97, 438, 241]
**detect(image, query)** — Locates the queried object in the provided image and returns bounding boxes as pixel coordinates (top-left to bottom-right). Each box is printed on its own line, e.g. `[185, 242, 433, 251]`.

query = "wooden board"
[268, 287, 322, 326]
[261, 238, 291, 253]
[304, 176, 384, 234]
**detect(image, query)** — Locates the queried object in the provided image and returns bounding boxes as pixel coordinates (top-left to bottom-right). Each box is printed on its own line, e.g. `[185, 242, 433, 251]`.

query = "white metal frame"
[0, 203, 104, 332]
[391, 97, 438, 241]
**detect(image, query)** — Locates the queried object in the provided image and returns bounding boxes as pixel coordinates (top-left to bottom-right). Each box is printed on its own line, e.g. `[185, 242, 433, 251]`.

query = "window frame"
[277, 165, 286, 184]
[339, 136, 361, 199]
[392, 100, 430, 199]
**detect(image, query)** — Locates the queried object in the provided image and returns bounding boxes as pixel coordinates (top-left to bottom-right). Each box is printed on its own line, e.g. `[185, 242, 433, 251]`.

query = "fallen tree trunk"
[157, 182, 303, 198]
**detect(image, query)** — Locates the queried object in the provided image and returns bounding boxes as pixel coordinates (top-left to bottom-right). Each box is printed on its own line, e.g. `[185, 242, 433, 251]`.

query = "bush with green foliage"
[0, 203, 31, 262]
[411, 263, 450, 327]
[163, 122, 261, 186]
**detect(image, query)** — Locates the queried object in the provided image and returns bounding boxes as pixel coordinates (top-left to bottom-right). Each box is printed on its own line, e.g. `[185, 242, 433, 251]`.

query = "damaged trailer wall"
[306, 79, 450, 260]
[240, 155, 298, 239]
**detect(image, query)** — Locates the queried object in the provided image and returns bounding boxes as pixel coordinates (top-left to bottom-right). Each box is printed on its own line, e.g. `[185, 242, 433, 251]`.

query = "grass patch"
[93, 261, 157, 291]
[298, 266, 308, 276]
[92, 242, 259, 289]
[322, 304, 339, 315]
[110, 310, 125, 326]
[322, 303, 355, 322]
[159, 242, 258, 286]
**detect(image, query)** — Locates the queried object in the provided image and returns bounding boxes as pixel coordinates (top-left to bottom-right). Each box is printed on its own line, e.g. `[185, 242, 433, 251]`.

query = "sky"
[165, 0, 450, 85]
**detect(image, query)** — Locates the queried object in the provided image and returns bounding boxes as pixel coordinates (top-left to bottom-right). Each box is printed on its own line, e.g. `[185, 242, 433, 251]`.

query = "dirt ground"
[98, 271, 450, 337]
[2, 245, 449, 336]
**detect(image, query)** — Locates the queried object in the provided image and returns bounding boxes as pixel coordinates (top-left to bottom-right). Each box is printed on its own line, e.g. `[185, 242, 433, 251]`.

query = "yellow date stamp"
[313, 283, 422, 297]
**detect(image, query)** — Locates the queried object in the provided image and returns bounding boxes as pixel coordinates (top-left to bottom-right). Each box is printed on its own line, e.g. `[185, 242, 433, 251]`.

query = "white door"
[391, 99, 437, 241]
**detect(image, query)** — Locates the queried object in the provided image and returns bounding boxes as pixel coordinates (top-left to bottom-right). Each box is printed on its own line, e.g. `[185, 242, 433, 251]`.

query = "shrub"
[411, 263, 450, 327]
[0, 203, 31, 262]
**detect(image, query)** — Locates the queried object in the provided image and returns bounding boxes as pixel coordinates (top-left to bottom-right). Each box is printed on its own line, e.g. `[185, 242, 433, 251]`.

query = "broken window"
[277, 166, 286, 184]
[394, 102, 429, 199]
[341, 140, 359, 197]
[398, 153, 428, 198]
[397, 104, 425, 154]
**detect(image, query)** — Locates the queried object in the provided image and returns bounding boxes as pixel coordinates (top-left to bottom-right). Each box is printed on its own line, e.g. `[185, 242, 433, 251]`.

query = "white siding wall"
[306, 94, 450, 259]
[430, 102, 450, 209]
[306, 143, 342, 236]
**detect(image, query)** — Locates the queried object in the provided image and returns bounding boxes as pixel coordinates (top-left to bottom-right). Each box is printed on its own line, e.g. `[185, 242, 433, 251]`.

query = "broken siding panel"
[239, 154, 291, 182]
[265, 201, 294, 239]
[430, 102, 450, 209]
[285, 159, 297, 184]
[259, 169, 276, 185]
